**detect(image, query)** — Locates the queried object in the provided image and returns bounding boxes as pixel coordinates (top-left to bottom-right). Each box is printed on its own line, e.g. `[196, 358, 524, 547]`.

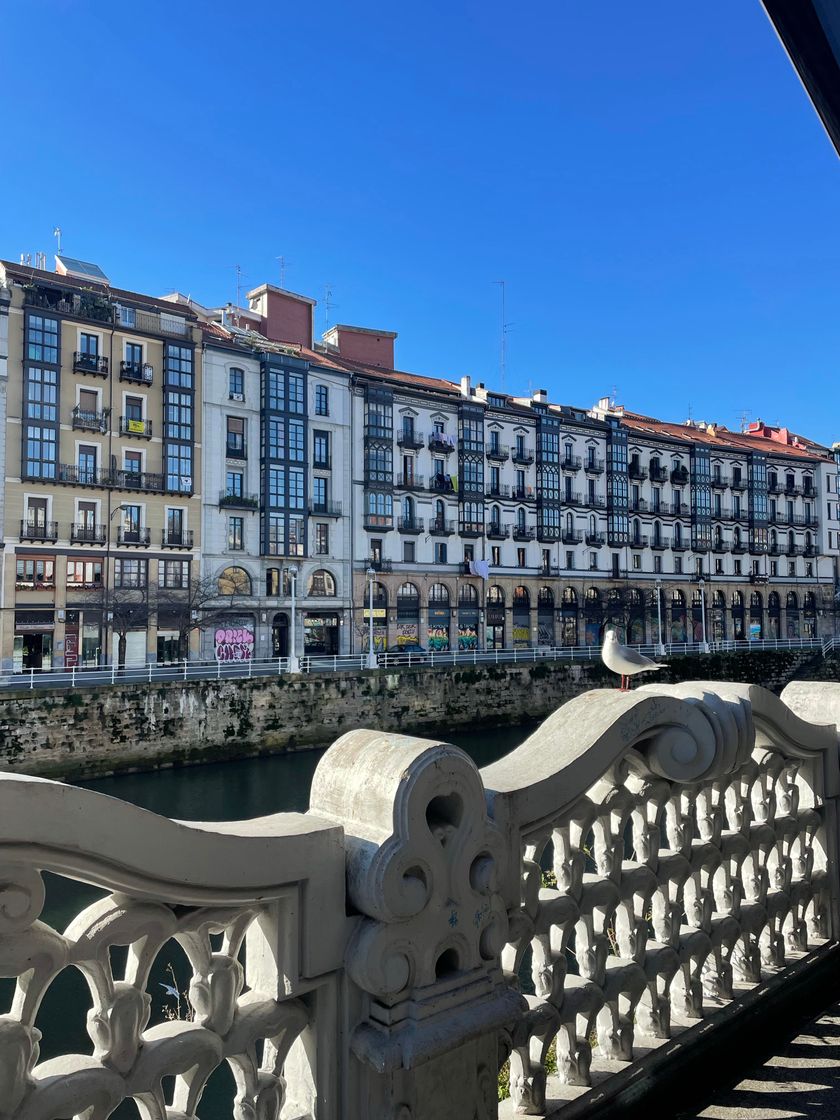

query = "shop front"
[396, 583, 421, 648]
[156, 609, 186, 665]
[62, 608, 103, 668]
[215, 618, 255, 661]
[512, 587, 531, 648]
[427, 607, 451, 651]
[14, 609, 55, 671]
[304, 613, 340, 655]
[537, 588, 555, 646]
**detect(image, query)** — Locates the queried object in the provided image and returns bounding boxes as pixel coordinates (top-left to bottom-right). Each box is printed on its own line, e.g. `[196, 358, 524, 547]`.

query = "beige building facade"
[0, 259, 202, 670]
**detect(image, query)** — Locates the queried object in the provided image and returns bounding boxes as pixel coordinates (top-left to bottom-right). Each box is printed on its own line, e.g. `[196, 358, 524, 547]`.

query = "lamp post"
[366, 567, 378, 669]
[655, 577, 665, 657]
[283, 565, 300, 673]
[698, 577, 710, 653]
[102, 504, 127, 667]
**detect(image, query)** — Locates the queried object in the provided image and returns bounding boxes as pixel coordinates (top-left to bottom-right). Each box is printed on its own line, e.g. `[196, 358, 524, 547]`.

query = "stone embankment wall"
[0, 648, 836, 780]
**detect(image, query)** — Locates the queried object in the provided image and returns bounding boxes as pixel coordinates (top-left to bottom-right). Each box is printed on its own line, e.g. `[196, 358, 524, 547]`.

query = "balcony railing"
[115, 304, 191, 338]
[70, 523, 106, 544]
[512, 487, 536, 502]
[650, 465, 669, 482]
[670, 467, 689, 484]
[511, 447, 535, 465]
[730, 476, 748, 491]
[585, 531, 605, 546]
[512, 526, 536, 541]
[628, 464, 648, 480]
[120, 416, 153, 439]
[731, 541, 749, 553]
[671, 538, 689, 551]
[629, 535, 648, 548]
[396, 429, 425, 449]
[429, 517, 455, 536]
[71, 406, 107, 432]
[650, 536, 670, 550]
[711, 475, 731, 488]
[563, 491, 582, 506]
[58, 464, 109, 487]
[429, 475, 456, 494]
[428, 433, 456, 453]
[459, 521, 484, 537]
[712, 540, 731, 553]
[117, 527, 151, 546]
[119, 361, 154, 385]
[561, 529, 583, 544]
[486, 484, 510, 499]
[395, 474, 425, 491]
[219, 491, 259, 509]
[584, 495, 606, 509]
[20, 520, 58, 542]
[73, 352, 109, 376]
[23, 284, 113, 322]
[560, 455, 581, 471]
[485, 444, 509, 462]
[308, 501, 343, 518]
[629, 499, 649, 512]
[113, 469, 166, 493]
[366, 557, 393, 572]
[486, 522, 509, 539]
[162, 529, 195, 548]
[584, 457, 605, 474]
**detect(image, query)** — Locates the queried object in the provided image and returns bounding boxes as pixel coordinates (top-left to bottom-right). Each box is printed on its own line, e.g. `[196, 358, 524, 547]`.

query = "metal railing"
[3, 636, 830, 691]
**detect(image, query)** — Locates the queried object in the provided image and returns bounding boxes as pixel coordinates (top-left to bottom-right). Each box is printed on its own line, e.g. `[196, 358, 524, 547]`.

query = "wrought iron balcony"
[670, 467, 689, 485]
[512, 487, 536, 502]
[71, 406, 107, 433]
[584, 457, 605, 474]
[561, 529, 582, 544]
[20, 520, 58, 542]
[585, 532, 605, 546]
[308, 501, 343, 518]
[671, 538, 689, 551]
[428, 433, 456, 453]
[429, 517, 455, 536]
[162, 529, 195, 548]
[629, 535, 648, 548]
[486, 522, 509, 540]
[485, 444, 509, 462]
[429, 475, 456, 494]
[629, 499, 649, 512]
[366, 557, 393, 572]
[584, 495, 606, 509]
[117, 527, 151, 546]
[560, 455, 581, 471]
[650, 536, 670, 550]
[396, 429, 424, 450]
[711, 475, 731, 489]
[650, 465, 669, 482]
[219, 491, 259, 509]
[119, 361, 154, 385]
[58, 464, 110, 487]
[485, 484, 510, 499]
[120, 416, 153, 439]
[731, 541, 749, 554]
[730, 477, 748, 491]
[113, 469, 166, 493]
[513, 526, 536, 541]
[712, 540, 731, 553]
[73, 352, 108, 376]
[512, 447, 535, 465]
[70, 523, 106, 544]
[458, 521, 484, 538]
[628, 464, 648, 481]
[395, 474, 425, 491]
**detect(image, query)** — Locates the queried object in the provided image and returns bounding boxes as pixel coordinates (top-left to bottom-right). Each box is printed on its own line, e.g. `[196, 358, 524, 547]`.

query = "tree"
[80, 583, 150, 669]
[155, 574, 243, 658]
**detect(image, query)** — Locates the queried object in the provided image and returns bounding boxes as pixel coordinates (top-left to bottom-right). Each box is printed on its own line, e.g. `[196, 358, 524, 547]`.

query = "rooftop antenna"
[611, 385, 618, 408]
[323, 284, 337, 328]
[276, 255, 291, 288]
[493, 280, 512, 392]
[737, 409, 752, 432]
[53, 227, 62, 255]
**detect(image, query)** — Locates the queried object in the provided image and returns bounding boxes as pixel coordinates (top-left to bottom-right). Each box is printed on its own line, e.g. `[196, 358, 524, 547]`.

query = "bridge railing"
[0, 681, 839, 1118]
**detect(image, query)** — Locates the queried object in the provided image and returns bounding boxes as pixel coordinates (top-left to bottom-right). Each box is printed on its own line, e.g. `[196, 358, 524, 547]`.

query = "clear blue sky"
[2, 1, 838, 442]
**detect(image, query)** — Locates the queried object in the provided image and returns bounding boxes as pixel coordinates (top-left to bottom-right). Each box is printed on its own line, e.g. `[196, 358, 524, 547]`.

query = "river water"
[23, 723, 533, 1118]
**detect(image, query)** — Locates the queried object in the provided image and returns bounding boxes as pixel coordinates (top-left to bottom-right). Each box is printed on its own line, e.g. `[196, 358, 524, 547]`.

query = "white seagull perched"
[601, 629, 665, 691]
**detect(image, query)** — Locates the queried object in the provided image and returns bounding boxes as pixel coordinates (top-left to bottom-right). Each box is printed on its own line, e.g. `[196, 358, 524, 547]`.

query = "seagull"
[601, 629, 665, 691]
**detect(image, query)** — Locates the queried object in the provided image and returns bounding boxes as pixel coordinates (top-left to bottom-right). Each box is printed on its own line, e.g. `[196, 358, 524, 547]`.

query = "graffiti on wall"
[214, 627, 255, 661]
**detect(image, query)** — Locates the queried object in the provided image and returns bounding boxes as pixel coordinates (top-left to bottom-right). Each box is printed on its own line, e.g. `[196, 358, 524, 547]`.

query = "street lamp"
[102, 504, 128, 667]
[698, 577, 710, 653]
[283, 565, 300, 673]
[366, 567, 378, 669]
[655, 577, 665, 657]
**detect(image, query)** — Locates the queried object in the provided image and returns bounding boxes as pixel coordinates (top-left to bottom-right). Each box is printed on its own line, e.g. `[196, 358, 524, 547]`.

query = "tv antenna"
[493, 280, 513, 392]
[737, 409, 752, 432]
[231, 264, 247, 309]
[276, 255, 292, 288]
[53, 227, 62, 254]
[323, 284, 337, 328]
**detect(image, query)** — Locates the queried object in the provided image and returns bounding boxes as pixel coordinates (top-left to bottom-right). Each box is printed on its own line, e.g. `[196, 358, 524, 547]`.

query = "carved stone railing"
[0, 682, 838, 1120]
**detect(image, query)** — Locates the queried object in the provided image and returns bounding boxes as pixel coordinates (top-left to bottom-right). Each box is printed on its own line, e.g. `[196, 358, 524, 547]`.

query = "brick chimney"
[247, 284, 316, 348]
[321, 324, 397, 369]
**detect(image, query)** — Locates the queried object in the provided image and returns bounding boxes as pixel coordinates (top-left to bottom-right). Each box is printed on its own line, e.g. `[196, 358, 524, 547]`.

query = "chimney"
[460, 375, 471, 398]
[321, 324, 397, 368]
[247, 284, 316, 348]
[532, 388, 548, 405]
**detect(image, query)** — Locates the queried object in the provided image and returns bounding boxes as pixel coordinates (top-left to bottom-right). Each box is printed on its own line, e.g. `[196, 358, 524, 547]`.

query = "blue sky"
[2, 1, 838, 442]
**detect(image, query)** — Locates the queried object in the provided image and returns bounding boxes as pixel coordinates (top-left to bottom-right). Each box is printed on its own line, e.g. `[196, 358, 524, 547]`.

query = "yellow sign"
[363, 608, 386, 620]
[127, 418, 145, 433]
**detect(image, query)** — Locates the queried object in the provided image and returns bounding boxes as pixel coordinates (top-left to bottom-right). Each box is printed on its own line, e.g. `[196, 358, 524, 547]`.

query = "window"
[27, 315, 58, 363]
[308, 569, 336, 596]
[164, 344, 194, 388]
[771, 561, 778, 576]
[125, 395, 143, 422]
[589, 552, 598, 570]
[269, 467, 285, 507]
[632, 554, 641, 570]
[80, 332, 99, 357]
[165, 391, 192, 440]
[226, 417, 246, 456]
[463, 544, 474, 561]
[315, 384, 329, 416]
[267, 514, 284, 554]
[228, 368, 244, 399]
[788, 562, 795, 577]
[16, 558, 55, 588]
[715, 559, 723, 575]
[26, 367, 57, 421]
[517, 547, 526, 567]
[24, 424, 57, 478]
[288, 517, 305, 556]
[66, 560, 101, 589]
[315, 523, 329, 555]
[289, 420, 304, 462]
[226, 471, 243, 499]
[566, 550, 574, 569]
[491, 546, 501, 566]
[434, 542, 448, 564]
[218, 566, 251, 595]
[289, 468, 304, 510]
[158, 560, 190, 589]
[268, 417, 285, 459]
[121, 505, 141, 539]
[403, 541, 416, 563]
[313, 430, 330, 468]
[166, 444, 192, 492]
[734, 559, 741, 575]
[228, 517, 244, 550]
[78, 444, 98, 484]
[267, 370, 284, 411]
[288, 374, 305, 413]
[126, 342, 143, 367]
[124, 450, 142, 475]
[674, 556, 682, 574]
[114, 559, 147, 588]
[654, 555, 662, 573]
[312, 477, 327, 510]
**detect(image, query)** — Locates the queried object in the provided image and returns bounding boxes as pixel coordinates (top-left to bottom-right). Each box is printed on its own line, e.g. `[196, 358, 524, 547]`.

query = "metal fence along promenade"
[2, 635, 833, 690]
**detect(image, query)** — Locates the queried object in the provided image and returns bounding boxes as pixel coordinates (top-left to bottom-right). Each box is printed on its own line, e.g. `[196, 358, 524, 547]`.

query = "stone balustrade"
[0, 680, 838, 1119]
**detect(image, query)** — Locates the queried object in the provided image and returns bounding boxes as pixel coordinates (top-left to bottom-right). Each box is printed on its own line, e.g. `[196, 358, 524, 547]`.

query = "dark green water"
[20, 723, 533, 1118]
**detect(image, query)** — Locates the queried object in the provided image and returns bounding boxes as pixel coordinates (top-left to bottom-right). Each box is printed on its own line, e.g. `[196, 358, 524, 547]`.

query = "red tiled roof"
[621, 411, 828, 462]
[0, 261, 199, 318]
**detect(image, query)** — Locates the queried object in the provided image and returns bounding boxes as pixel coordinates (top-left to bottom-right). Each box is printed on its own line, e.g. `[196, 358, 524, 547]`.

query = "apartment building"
[0, 257, 201, 670]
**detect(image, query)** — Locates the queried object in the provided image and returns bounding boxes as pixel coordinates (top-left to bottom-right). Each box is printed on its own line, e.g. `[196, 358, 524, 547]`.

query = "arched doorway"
[457, 583, 479, 650]
[804, 591, 817, 638]
[627, 589, 645, 644]
[537, 587, 555, 646]
[363, 582, 388, 652]
[712, 591, 726, 642]
[786, 592, 800, 639]
[749, 591, 763, 640]
[584, 587, 602, 645]
[561, 587, 578, 645]
[731, 591, 745, 641]
[396, 582, 421, 648]
[606, 588, 624, 639]
[427, 583, 451, 651]
[768, 592, 781, 639]
[512, 586, 531, 648]
[691, 589, 705, 643]
[670, 590, 687, 643]
[272, 613, 289, 658]
[486, 585, 506, 649]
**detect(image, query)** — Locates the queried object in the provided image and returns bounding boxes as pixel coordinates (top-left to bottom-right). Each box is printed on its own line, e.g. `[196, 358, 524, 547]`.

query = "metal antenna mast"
[323, 284, 337, 328]
[53, 227, 62, 254]
[276, 255, 291, 288]
[494, 280, 511, 391]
